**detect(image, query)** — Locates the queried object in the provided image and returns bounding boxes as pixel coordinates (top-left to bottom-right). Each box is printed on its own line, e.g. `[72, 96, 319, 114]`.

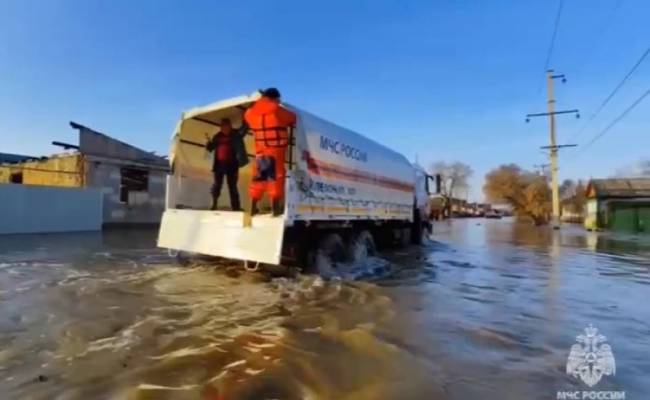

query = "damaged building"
[0, 122, 169, 227]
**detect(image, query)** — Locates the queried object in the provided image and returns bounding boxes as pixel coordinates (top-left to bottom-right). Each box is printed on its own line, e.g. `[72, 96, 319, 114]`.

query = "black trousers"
[212, 164, 241, 210]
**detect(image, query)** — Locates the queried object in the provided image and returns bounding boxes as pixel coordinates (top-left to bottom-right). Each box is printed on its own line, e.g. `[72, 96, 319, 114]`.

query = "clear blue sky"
[1, 0, 648, 200]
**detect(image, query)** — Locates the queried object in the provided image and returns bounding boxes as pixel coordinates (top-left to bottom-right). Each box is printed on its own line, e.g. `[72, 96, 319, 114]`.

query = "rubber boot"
[272, 199, 283, 217]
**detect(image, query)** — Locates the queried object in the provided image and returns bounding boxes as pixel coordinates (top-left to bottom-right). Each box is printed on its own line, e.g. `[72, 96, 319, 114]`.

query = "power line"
[536, 0, 565, 95]
[578, 86, 650, 153]
[544, 0, 565, 72]
[569, 46, 650, 141]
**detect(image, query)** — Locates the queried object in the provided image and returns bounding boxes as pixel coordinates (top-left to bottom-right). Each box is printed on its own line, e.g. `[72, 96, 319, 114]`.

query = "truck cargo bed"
[157, 209, 285, 264]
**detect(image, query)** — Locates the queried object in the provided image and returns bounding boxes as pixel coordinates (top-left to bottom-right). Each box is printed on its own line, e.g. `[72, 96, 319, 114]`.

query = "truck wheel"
[412, 222, 432, 245]
[399, 227, 411, 247]
[347, 230, 376, 264]
[411, 208, 424, 245]
[411, 223, 422, 245]
[421, 226, 429, 244]
[374, 229, 393, 250]
[308, 233, 345, 276]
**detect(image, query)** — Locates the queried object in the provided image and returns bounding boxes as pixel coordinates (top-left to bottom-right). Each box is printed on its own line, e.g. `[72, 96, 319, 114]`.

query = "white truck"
[157, 92, 434, 272]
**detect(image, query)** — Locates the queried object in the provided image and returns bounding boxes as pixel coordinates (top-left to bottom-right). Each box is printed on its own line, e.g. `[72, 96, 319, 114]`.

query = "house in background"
[449, 197, 468, 217]
[0, 122, 169, 226]
[584, 178, 650, 233]
[561, 203, 584, 224]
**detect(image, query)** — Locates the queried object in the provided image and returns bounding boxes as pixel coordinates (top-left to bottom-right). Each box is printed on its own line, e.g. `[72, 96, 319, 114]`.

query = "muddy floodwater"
[1, 219, 649, 399]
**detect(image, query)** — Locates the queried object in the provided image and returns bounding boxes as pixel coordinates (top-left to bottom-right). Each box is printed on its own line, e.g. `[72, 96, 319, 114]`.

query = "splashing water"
[1, 222, 649, 399]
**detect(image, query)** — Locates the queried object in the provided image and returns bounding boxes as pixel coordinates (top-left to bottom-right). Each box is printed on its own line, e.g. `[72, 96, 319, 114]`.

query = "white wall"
[0, 184, 103, 234]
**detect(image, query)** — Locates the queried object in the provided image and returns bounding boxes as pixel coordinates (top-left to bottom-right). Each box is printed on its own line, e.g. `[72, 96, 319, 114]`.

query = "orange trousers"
[249, 149, 286, 201]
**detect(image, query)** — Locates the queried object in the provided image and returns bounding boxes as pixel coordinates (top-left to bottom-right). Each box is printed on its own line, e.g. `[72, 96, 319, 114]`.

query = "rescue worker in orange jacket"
[244, 88, 296, 216]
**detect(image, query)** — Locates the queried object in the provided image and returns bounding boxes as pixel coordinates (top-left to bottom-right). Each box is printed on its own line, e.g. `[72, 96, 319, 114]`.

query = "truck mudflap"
[157, 209, 286, 265]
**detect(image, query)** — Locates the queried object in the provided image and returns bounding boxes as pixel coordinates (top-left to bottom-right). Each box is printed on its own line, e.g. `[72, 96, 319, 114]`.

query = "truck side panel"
[289, 108, 415, 222]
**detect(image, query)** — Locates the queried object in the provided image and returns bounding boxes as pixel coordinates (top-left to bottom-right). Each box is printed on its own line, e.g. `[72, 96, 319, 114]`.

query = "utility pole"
[534, 163, 550, 177]
[526, 70, 579, 229]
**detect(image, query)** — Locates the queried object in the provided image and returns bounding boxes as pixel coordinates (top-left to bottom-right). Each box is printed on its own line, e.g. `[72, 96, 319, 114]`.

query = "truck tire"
[347, 230, 376, 264]
[307, 233, 345, 276]
[399, 227, 411, 247]
[411, 208, 423, 245]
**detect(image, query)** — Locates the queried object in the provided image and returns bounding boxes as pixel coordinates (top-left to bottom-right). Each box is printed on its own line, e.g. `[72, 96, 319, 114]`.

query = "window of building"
[119, 166, 149, 204]
[10, 171, 23, 184]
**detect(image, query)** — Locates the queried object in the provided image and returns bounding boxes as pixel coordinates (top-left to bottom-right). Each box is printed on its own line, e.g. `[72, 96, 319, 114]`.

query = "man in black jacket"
[205, 118, 248, 211]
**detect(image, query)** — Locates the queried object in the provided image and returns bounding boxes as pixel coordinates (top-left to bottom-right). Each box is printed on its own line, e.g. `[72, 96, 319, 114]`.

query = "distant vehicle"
[157, 92, 436, 273]
[484, 209, 502, 219]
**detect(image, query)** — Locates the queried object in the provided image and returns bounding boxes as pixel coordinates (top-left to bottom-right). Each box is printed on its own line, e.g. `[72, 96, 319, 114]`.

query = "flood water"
[1, 219, 649, 399]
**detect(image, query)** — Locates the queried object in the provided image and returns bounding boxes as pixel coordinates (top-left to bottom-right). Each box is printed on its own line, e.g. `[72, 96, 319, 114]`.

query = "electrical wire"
[536, 0, 565, 96]
[569, 46, 650, 142]
[543, 0, 565, 72]
[577, 86, 650, 155]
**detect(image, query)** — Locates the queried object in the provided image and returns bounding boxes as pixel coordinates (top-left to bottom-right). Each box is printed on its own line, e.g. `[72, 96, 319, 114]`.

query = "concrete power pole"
[526, 70, 579, 229]
[534, 163, 550, 177]
[547, 72, 561, 227]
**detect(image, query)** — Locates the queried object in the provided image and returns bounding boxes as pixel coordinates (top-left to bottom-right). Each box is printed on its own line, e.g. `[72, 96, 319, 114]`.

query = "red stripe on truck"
[301, 151, 414, 192]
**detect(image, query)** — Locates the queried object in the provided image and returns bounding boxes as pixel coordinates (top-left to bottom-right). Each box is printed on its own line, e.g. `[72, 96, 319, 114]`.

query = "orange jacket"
[244, 97, 296, 154]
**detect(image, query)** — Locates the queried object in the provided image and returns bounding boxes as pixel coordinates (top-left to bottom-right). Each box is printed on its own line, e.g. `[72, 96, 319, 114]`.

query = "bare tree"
[429, 161, 473, 217]
[483, 164, 551, 225]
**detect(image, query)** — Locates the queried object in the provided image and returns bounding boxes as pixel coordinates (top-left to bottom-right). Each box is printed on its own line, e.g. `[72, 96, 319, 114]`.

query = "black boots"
[212, 198, 243, 211]
[272, 199, 283, 217]
[247, 199, 283, 216]
[250, 199, 259, 216]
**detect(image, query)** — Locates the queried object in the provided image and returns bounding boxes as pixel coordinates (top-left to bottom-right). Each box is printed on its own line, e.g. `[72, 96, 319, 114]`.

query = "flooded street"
[1, 219, 649, 399]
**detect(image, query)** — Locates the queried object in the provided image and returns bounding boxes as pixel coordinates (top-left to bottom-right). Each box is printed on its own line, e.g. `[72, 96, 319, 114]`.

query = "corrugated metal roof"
[589, 178, 650, 198]
[70, 121, 168, 167]
[0, 152, 37, 164]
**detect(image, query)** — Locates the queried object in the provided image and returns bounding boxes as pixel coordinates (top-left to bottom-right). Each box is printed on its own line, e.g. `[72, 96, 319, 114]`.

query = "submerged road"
[0, 219, 648, 399]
